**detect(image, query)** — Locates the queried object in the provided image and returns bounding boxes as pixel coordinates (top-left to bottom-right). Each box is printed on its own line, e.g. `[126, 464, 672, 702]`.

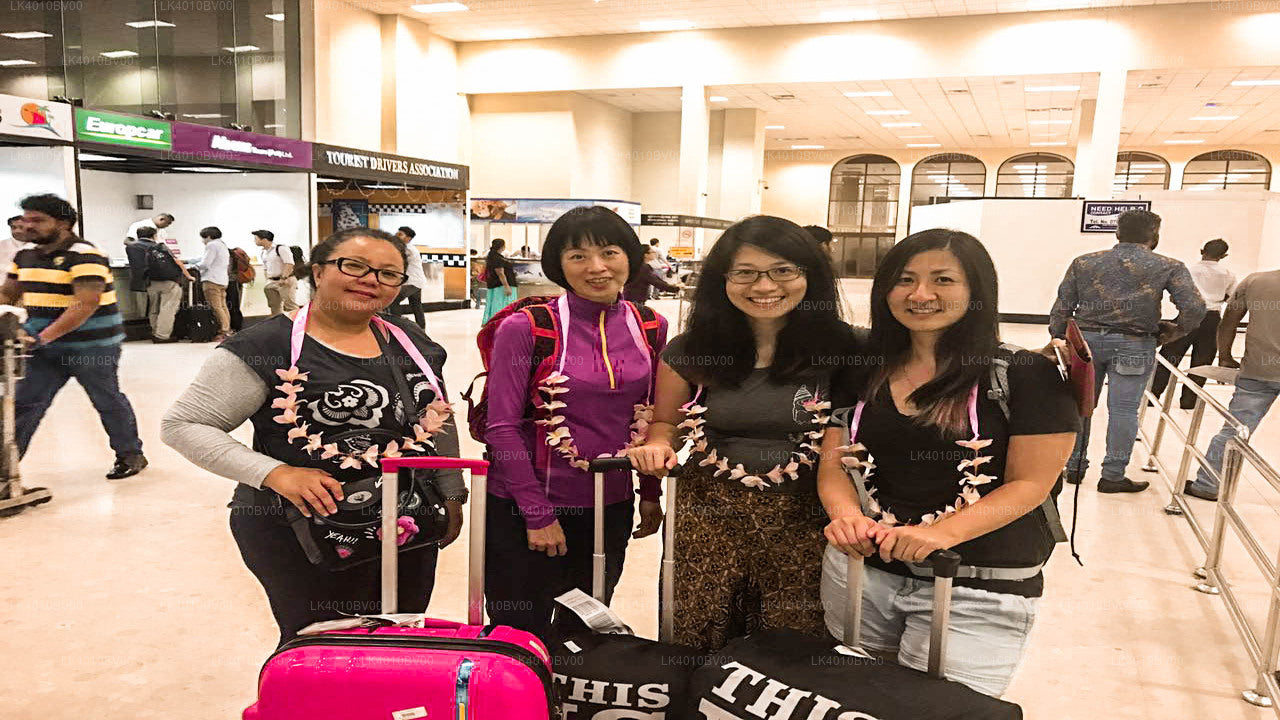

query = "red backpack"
[461, 296, 663, 444]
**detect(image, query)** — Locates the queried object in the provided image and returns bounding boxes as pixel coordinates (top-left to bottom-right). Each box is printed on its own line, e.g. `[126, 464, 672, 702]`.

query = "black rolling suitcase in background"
[549, 457, 707, 720]
[685, 551, 1024, 719]
[174, 271, 219, 343]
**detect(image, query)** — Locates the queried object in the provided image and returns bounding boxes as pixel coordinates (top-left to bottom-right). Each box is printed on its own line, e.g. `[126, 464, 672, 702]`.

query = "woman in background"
[482, 238, 518, 323]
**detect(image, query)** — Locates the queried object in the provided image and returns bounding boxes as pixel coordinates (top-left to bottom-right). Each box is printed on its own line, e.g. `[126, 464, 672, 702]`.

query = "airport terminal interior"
[5, 1, 1280, 718]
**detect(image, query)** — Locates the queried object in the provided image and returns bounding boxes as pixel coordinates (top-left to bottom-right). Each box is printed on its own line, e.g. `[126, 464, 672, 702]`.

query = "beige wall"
[393, 18, 465, 163]
[313, 1, 382, 150]
[631, 112, 682, 213]
[569, 94, 633, 199]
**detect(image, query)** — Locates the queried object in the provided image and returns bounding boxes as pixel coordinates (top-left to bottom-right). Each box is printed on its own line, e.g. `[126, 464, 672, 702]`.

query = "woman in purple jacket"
[483, 206, 668, 638]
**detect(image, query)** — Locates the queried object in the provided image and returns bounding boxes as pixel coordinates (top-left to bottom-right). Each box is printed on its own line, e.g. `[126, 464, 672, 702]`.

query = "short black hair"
[1115, 210, 1160, 244]
[19, 193, 77, 227]
[308, 227, 407, 289]
[252, 229, 275, 242]
[803, 225, 833, 245]
[649, 238, 660, 245]
[1202, 238, 1229, 259]
[541, 206, 645, 290]
[200, 226, 222, 240]
[6, 215, 19, 227]
[136, 226, 157, 240]
[157, 213, 174, 222]
[397, 226, 416, 239]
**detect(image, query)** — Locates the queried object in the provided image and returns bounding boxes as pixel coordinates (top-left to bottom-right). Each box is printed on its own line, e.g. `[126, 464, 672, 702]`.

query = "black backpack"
[145, 242, 183, 283]
[289, 246, 308, 279]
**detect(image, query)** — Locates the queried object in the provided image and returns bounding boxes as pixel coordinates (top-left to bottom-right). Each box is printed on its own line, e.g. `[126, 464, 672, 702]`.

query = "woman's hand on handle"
[633, 500, 664, 538]
[824, 514, 880, 557]
[263, 464, 344, 518]
[528, 520, 568, 557]
[873, 524, 956, 565]
[627, 443, 678, 477]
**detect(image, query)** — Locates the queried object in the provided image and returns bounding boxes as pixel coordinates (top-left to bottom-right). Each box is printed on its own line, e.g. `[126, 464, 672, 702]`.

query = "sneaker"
[106, 453, 148, 479]
[1098, 477, 1149, 493]
[151, 336, 179, 344]
[1064, 469, 1085, 485]
[1183, 482, 1219, 502]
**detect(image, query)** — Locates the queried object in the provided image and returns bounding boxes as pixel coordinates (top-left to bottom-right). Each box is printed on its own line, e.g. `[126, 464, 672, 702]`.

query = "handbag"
[1061, 319, 1096, 417]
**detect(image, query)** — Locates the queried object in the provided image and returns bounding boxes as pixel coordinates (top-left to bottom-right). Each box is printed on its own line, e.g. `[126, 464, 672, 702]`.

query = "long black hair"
[540, 206, 645, 291]
[680, 215, 850, 387]
[865, 228, 1000, 437]
[306, 227, 407, 289]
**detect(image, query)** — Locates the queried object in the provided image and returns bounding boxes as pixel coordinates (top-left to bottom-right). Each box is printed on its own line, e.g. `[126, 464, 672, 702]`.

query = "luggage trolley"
[0, 307, 51, 517]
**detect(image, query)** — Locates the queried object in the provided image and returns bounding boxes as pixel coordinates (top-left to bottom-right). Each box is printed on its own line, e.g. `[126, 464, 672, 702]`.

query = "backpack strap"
[630, 302, 663, 356]
[521, 303, 560, 470]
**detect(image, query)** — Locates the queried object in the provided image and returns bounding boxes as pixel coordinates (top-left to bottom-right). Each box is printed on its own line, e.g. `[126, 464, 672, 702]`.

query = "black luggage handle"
[587, 456, 635, 473]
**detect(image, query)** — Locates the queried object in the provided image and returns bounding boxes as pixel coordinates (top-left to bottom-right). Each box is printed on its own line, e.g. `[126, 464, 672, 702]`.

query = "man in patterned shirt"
[1, 194, 147, 480]
[1049, 209, 1205, 493]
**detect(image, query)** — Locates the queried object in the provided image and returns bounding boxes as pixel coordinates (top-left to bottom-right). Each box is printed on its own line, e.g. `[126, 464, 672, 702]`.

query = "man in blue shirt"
[1049, 210, 1206, 493]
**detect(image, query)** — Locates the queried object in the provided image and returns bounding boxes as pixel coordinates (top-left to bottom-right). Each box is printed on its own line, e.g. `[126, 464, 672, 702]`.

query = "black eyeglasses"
[319, 257, 409, 287]
[724, 266, 806, 285]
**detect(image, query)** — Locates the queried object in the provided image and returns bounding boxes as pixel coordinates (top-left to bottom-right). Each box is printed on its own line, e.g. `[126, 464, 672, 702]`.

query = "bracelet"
[443, 493, 469, 504]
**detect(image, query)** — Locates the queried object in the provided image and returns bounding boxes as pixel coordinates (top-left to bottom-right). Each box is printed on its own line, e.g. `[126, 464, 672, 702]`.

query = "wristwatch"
[444, 492, 469, 504]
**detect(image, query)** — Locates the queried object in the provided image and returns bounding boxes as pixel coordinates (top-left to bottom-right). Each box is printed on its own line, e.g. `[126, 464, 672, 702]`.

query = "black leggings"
[230, 507, 438, 647]
[483, 494, 634, 641]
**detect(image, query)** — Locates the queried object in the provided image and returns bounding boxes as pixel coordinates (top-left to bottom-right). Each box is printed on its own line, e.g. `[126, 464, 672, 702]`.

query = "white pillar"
[718, 109, 766, 221]
[678, 84, 710, 217]
[1073, 68, 1126, 199]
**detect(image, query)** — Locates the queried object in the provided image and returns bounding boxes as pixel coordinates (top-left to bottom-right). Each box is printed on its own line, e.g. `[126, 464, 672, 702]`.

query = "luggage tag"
[833, 644, 875, 660]
[296, 613, 425, 635]
[554, 588, 634, 636]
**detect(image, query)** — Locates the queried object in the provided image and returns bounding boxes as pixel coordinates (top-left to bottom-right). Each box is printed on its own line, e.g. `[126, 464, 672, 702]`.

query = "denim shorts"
[820, 544, 1038, 697]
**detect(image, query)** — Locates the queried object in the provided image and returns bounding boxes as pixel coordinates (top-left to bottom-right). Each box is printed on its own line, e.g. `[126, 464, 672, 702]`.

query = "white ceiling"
[577, 68, 1280, 150]
[379, 0, 1192, 42]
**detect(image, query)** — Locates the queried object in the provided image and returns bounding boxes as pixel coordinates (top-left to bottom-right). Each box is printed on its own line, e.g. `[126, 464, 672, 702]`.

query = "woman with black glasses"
[162, 227, 467, 647]
[628, 215, 857, 652]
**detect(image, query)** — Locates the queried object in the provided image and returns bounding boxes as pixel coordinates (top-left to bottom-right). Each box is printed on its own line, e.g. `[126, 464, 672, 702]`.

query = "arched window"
[910, 154, 986, 206]
[1183, 150, 1272, 191]
[1114, 152, 1170, 195]
[827, 154, 900, 279]
[995, 153, 1074, 198]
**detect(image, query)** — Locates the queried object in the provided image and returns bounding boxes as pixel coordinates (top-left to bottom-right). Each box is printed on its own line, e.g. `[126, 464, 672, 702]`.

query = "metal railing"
[1136, 354, 1280, 711]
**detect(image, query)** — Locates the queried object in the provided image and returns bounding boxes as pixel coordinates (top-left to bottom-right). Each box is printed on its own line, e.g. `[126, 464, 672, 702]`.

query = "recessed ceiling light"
[709, 96, 728, 102]
[865, 110, 911, 116]
[765, 125, 785, 130]
[792, 144, 824, 149]
[181, 113, 224, 119]
[0, 59, 36, 66]
[638, 19, 696, 31]
[1190, 115, 1240, 121]
[222, 45, 260, 52]
[907, 143, 942, 148]
[264, 123, 285, 129]
[820, 9, 880, 21]
[1232, 79, 1280, 87]
[1165, 139, 1206, 144]
[844, 90, 893, 98]
[265, 13, 285, 21]
[1030, 142, 1067, 146]
[1, 31, 53, 39]
[898, 135, 934, 139]
[125, 20, 176, 28]
[1025, 85, 1080, 92]
[881, 122, 922, 128]
[99, 50, 139, 58]
[1029, 120, 1071, 125]
[411, 2, 469, 12]
[185, 168, 245, 173]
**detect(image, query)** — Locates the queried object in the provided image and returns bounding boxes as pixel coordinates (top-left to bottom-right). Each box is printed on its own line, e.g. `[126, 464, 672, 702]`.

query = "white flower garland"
[533, 371, 653, 470]
[679, 393, 831, 490]
[837, 436, 995, 527]
[271, 364, 454, 469]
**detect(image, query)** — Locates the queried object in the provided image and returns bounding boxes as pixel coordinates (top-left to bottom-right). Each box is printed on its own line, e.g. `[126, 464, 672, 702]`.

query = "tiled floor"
[4, 288, 1277, 719]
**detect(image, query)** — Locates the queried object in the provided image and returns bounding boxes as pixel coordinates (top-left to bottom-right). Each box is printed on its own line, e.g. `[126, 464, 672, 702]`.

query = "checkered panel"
[421, 253, 468, 268]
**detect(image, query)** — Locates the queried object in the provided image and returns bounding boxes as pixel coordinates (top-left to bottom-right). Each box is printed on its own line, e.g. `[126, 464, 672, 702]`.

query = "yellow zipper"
[598, 310, 617, 389]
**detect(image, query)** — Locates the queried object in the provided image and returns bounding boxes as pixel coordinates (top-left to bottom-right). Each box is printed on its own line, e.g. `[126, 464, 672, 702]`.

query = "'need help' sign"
[75, 108, 171, 150]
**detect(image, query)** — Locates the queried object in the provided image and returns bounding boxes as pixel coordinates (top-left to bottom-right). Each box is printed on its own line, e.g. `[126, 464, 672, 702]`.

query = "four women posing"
[167, 210, 1076, 698]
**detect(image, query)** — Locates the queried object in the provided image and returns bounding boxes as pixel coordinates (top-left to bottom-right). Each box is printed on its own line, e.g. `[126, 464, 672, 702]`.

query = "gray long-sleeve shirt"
[160, 348, 465, 496]
[1048, 242, 1206, 338]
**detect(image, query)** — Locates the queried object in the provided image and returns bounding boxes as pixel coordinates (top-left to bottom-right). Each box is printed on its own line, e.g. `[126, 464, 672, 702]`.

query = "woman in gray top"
[628, 216, 857, 652]
[161, 228, 466, 647]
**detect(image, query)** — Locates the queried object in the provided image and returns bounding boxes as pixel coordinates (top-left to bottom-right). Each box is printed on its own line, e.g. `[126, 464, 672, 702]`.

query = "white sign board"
[0, 93, 73, 142]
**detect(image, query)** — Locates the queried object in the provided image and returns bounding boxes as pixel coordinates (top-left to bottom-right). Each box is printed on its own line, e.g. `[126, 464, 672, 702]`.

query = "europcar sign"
[75, 108, 172, 150]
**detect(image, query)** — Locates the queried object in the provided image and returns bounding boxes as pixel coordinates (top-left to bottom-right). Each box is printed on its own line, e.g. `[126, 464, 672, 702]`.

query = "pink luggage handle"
[379, 457, 491, 626]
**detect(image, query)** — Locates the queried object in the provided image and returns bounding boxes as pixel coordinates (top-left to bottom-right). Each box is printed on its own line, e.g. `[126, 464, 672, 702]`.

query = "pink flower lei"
[679, 386, 830, 490]
[271, 364, 454, 470]
[533, 371, 652, 470]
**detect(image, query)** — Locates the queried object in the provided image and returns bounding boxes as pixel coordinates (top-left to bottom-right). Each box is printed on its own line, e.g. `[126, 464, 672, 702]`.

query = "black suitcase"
[175, 276, 219, 343]
[685, 551, 1024, 719]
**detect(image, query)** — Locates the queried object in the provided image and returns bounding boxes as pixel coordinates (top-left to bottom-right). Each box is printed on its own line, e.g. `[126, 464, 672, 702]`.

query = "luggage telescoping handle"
[379, 457, 490, 625]
[845, 549, 962, 679]
[585, 456, 678, 643]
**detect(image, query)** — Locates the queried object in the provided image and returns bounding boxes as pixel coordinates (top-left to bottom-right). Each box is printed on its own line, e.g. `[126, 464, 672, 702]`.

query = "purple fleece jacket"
[485, 291, 667, 529]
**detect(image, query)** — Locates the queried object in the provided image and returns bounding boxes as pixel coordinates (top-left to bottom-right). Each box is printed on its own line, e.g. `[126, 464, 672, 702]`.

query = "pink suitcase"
[244, 457, 556, 720]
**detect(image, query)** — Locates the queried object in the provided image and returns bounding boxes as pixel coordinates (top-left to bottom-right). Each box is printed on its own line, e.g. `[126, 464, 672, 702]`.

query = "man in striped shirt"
[1, 194, 147, 480]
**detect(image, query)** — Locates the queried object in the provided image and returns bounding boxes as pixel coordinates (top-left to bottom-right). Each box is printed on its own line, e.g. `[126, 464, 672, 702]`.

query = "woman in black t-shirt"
[628, 216, 857, 652]
[481, 238, 518, 323]
[818, 229, 1078, 697]
[162, 228, 466, 647]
